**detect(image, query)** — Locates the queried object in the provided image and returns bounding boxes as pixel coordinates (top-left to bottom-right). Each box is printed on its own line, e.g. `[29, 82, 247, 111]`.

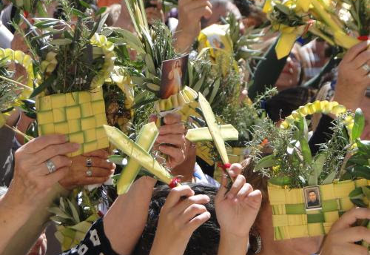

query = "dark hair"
[133, 184, 220, 255]
[264, 87, 314, 122]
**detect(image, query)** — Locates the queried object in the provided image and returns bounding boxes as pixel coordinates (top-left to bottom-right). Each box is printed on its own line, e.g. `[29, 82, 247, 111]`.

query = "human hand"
[5, 135, 79, 209]
[150, 185, 211, 255]
[59, 149, 115, 190]
[151, 113, 187, 169]
[215, 164, 262, 239]
[333, 41, 370, 110]
[146, 1, 164, 25]
[174, 0, 212, 53]
[320, 207, 370, 255]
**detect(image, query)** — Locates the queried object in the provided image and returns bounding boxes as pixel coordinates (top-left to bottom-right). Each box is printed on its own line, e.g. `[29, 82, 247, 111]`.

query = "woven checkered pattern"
[36, 88, 109, 157]
[269, 179, 369, 240]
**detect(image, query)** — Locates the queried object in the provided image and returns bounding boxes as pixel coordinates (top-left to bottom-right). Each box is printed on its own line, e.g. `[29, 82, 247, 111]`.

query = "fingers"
[85, 157, 115, 170]
[163, 113, 181, 125]
[87, 167, 114, 178]
[216, 173, 228, 200]
[35, 155, 72, 176]
[324, 243, 369, 255]
[226, 175, 246, 200]
[35, 142, 80, 164]
[78, 176, 110, 186]
[24, 134, 68, 153]
[163, 185, 195, 209]
[149, 114, 158, 123]
[187, 211, 211, 233]
[228, 163, 243, 178]
[182, 203, 208, 222]
[236, 182, 253, 200]
[83, 149, 109, 159]
[343, 41, 369, 63]
[334, 226, 370, 243]
[175, 194, 210, 216]
[157, 134, 186, 147]
[184, 0, 212, 12]
[159, 145, 185, 167]
[159, 123, 186, 135]
[353, 50, 370, 69]
[331, 207, 370, 232]
[185, 6, 212, 21]
[44, 167, 69, 186]
[243, 190, 262, 211]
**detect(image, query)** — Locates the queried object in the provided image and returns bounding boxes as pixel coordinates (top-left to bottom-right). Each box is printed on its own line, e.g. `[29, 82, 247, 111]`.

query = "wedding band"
[86, 169, 93, 177]
[45, 159, 56, 174]
[86, 158, 93, 167]
[362, 64, 370, 73]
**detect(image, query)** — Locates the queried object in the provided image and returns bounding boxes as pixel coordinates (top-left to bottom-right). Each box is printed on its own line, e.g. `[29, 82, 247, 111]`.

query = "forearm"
[104, 177, 157, 255]
[218, 231, 248, 255]
[1, 183, 69, 255]
[173, 27, 196, 54]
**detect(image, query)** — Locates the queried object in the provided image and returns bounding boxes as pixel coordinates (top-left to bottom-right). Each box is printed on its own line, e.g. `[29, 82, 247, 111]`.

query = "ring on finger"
[362, 64, 370, 73]
[45, 159, 57, 174]
[86, 158, 93, 168]
[86, 168, 93, 177]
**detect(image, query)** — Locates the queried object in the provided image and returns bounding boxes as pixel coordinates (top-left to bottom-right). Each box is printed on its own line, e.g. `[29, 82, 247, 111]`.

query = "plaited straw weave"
[36, 87, 109, 157]
[269, 179, 369, 240]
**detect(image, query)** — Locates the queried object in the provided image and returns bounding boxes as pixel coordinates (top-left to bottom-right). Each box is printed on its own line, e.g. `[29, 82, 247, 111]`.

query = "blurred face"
[275, 50, 302, 91]
[309, 192, 317, 202]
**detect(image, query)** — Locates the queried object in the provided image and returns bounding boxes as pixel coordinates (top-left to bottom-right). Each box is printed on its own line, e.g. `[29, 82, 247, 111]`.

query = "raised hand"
[150, 185, 211, 255]
[320, 207, 370, 255]
[215, 163, 262, 255]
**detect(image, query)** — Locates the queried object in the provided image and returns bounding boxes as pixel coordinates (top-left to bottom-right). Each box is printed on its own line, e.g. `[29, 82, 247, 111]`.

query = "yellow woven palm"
[269, 179, 369, 240]
[36, 87, 109, 157]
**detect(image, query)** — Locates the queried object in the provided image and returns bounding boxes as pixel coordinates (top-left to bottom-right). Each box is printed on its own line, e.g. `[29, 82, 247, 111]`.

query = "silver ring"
[362, 64, 370, 73]
[86, 158, 93, 167]
[45, 159, 56, 174]
[86, 169, 93, 177]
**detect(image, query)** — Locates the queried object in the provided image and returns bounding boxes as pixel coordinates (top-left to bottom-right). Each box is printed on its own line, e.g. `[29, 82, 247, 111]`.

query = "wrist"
[219, 230, 249, 255]
[173, 26, 197, 53]
[150, 235, 189, 255]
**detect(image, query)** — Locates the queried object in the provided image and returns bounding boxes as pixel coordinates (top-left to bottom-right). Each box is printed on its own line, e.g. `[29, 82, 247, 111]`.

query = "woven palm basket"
[269, 179, 369, 240]
[36, 87, 109, 157]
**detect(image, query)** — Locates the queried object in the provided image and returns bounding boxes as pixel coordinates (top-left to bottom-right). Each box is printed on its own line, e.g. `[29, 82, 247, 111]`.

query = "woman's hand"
[150, 185, 211, 255]
[152, 113, 187, 169]
[146, 0, 164, 25]
[5, 135, 79, 207]
[320, 207, 370, 255]
[215, 164, 262, 255]
[333, 41, 370, 110]
[59, 149, 115, 190]
[174, 0, 212, 53]
[0, 135, 79, 253]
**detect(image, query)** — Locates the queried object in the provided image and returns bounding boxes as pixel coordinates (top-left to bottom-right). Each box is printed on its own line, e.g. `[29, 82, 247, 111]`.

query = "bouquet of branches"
[247, 100, 369, 240]
[9, 1, 118, 157]
[263, 0, 370, 59]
